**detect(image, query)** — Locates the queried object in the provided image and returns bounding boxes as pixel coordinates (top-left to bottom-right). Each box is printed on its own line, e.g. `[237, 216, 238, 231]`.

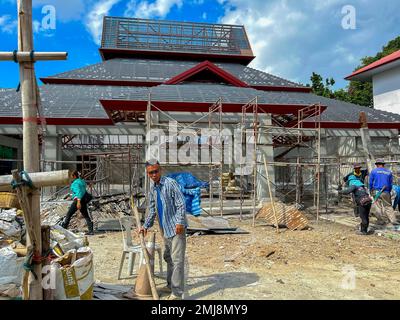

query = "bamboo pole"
[41, 225, 54, 300]
[0, 51, 67, 61]
[130, 196, 159, 300]
[0, 170, 72, 191]
[263, 155, 280, 233]
[18, 0, 42, 299]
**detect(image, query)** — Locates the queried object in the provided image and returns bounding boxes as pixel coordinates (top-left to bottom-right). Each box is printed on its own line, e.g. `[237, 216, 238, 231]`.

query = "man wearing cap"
[369, 159, 399, 225]
[140, 159, 187, 300]
[343, 164, 368, 217]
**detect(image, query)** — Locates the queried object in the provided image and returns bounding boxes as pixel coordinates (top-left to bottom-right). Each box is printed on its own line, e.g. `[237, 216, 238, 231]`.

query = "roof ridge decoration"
[164, 60, 249, 87]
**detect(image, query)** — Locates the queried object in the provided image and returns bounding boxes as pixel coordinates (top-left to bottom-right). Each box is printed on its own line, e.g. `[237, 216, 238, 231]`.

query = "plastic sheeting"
[166, 172, 209, 216]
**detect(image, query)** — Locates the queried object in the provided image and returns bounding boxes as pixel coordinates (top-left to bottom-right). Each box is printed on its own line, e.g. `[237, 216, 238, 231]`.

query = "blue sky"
[0, 0, 399, 89]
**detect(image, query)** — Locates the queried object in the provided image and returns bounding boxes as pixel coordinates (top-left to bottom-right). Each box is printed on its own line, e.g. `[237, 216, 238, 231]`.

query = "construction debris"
[41, 193, 132, 232]
[187, 215, 249, 235]
[256, 201, 309, 230]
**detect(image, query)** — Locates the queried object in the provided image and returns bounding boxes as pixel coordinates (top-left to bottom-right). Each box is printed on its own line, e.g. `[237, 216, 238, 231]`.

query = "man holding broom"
[140, 159, 187, 300]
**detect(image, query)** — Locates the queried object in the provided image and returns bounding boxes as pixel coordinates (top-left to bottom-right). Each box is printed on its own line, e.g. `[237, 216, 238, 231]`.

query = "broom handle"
[130, 196, 159, 300]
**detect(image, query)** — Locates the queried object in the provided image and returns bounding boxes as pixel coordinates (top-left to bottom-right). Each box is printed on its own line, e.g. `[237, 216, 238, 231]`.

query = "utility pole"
[0, 0, 67, 299]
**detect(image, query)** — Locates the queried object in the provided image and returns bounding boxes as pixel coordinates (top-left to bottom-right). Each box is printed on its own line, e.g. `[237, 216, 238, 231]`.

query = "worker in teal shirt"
[61, 170, 94, 235]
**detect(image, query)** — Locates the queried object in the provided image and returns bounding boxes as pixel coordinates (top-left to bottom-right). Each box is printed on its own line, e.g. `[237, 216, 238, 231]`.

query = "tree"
[310, 35, 400, 108]
[310, 72, 335, 98]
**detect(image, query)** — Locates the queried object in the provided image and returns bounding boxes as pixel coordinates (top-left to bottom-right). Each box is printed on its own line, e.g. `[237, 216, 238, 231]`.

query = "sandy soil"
[88, 215, 400, 300]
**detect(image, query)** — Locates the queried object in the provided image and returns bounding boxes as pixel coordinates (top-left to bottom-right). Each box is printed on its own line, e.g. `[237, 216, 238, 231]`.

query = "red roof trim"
[0, 117, 113, 126]
[99, 48, 255, 65]
[100, 99, 327, 115]
[40, 78, 161, 87]
[164, 60, 249, 87]
[345, 50, 400, 80]
[40, 77, 310, 92]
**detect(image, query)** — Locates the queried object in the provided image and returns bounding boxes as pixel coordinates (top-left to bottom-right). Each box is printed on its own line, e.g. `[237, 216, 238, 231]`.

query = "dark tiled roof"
[43, 58, 305, 88]
[0, 84, 399, 125]
[309, 95, 400, 123]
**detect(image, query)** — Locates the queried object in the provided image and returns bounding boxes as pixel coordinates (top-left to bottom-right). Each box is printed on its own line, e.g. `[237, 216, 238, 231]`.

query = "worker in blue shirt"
[369, 159, 399, 225]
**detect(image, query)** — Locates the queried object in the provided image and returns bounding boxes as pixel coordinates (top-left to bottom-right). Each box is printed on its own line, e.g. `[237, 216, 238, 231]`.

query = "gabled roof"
[345, 50, 400, 81]
[41, 58, 310, 92]
[165, 60, 249, 87]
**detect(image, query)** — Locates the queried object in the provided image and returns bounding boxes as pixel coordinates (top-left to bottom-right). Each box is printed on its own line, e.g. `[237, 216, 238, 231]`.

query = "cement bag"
[53, 247, 94, 300]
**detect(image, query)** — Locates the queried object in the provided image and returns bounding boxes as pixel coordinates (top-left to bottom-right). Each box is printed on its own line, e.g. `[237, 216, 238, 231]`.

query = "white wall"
[373, 65, 400, 114]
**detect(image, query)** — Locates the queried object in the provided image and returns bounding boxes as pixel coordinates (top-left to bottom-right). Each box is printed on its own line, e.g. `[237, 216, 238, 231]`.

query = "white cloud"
[124, 0, 183, 19]
[218, 0, 400, 88]
[85, 0, 121, 45]
[0, 15, 17, 34]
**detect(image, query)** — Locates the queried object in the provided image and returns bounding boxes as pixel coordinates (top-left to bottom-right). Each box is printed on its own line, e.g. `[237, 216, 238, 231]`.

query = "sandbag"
[0, 247, 24, 298]
[52, 247, 94, 300]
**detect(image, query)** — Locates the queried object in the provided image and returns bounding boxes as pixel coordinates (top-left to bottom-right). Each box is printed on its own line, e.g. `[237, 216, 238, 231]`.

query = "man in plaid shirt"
[140, 159, 187, 300]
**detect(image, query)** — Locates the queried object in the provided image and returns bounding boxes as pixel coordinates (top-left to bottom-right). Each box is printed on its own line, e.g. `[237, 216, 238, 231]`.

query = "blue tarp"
[166, 172, 209, 216]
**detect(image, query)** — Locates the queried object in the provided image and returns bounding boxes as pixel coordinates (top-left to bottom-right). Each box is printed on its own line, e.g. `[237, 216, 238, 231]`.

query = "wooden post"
[41, 225, 54, 300]
[18, 1, 42, 299]
[130, 196, 159, 300]
[263, 155, 279, 233]
[0, 0, 67, 300]
[359, 112, 375, 173]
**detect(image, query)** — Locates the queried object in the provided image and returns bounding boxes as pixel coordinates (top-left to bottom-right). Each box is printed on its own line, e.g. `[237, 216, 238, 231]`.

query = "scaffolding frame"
[141, 93, 325, 223]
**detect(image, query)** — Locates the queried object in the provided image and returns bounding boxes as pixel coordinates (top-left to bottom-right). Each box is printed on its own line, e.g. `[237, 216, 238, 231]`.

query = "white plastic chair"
[117, 216, 163, 280]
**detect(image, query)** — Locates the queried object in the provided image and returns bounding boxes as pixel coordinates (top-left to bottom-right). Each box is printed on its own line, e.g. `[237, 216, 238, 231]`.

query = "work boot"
[167, 294, 182, 300]
[159, 286, 172, 295]
[356, 230, 368, 236]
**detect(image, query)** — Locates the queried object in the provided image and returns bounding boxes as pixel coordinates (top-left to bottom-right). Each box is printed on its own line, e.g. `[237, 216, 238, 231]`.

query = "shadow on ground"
[186, 272, 259, 300]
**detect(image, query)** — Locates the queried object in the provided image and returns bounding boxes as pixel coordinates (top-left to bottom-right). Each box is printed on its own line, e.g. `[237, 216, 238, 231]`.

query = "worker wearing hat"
[339, 175, 373, 235]
[343, 163, 368, 217]
[343, 163, 368, 185]
[369, 159, 399, 225]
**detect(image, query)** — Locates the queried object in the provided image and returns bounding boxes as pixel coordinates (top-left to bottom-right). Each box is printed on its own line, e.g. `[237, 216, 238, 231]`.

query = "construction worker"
[61, 170, 94, 235]
[140, 159, 187, 300]
[369, 159, 399, 225]
[343, 163, 368, 217]
[339, 175, 373, 235]
[343, 163, 368, 185]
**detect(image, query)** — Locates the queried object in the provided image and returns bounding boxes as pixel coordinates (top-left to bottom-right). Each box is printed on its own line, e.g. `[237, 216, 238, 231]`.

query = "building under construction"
[0, 16, 399, 216]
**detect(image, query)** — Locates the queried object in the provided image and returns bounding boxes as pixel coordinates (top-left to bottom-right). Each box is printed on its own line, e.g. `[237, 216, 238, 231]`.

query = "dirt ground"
[88, 215, 400, 300]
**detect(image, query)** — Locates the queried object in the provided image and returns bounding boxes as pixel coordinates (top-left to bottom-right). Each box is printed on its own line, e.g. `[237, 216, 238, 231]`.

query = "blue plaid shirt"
[143, 176, 187, 238]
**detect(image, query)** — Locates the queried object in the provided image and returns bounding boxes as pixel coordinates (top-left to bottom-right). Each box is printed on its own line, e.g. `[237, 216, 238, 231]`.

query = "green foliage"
[310, 36, 400, 108]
